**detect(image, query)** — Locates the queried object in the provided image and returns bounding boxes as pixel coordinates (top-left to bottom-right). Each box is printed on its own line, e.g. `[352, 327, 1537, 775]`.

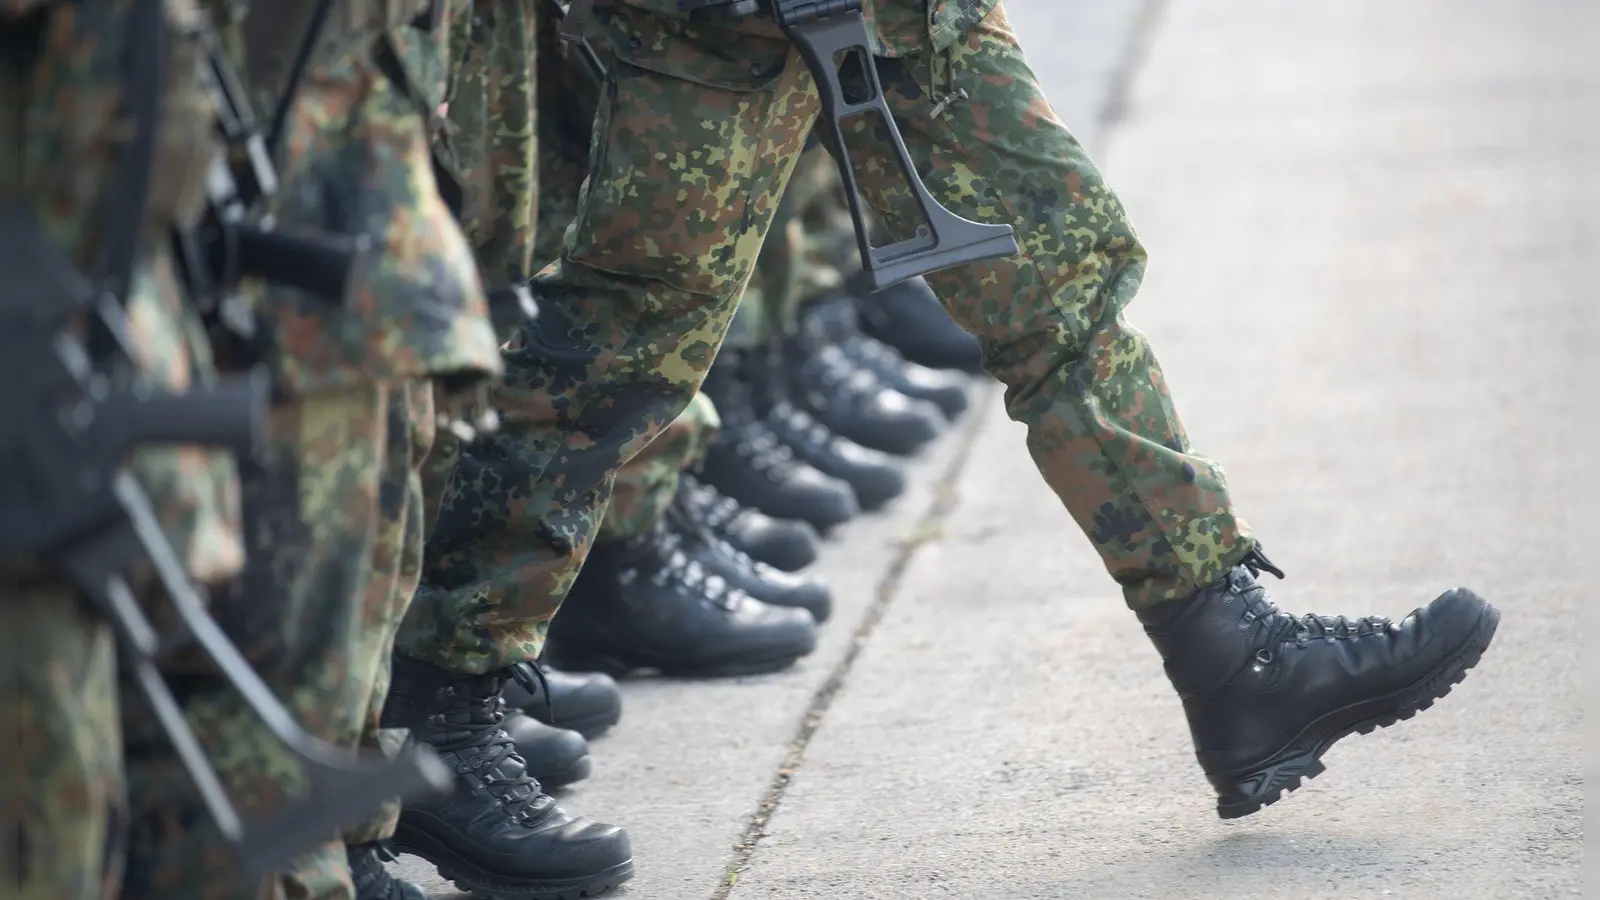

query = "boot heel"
[1213, 753, 1328, 820]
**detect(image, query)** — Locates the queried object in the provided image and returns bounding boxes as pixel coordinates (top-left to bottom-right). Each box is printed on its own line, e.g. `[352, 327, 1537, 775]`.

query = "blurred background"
[402, 1, 1592, 897]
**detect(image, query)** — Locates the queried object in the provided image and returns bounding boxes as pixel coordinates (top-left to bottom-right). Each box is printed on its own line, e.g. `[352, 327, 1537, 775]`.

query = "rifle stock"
[679, 0, 1019, 290]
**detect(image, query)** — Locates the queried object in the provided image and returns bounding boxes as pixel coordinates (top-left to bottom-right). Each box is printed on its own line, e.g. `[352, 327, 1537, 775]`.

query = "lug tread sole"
[393, 832, 633, 900]
[1215, 596, 1501, 820]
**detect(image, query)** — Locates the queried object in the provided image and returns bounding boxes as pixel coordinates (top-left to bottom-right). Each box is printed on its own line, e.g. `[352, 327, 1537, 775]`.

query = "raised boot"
[852, 274, 983, 373]
[500, 664, 623, 739]
[347, 842, 425, 900]
[542, 518, 818, 678]
[382, 655, 633, 900]
[501, 709, 591, 789]
[698, 347, 858, 530]
[680, 474, 821, 572]
[1136, 548, 1501, 820]
[665, 483, 833, 623]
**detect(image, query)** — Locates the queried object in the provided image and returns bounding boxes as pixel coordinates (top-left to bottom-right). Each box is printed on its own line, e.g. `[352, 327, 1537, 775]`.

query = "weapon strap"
[265, 0, 336, 161]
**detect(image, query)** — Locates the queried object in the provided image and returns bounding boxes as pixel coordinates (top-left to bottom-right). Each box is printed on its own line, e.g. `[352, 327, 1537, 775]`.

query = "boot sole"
[546, 643, 811, 680]
[392, 829, 633, 900]
[1212, 592, 1501, 820]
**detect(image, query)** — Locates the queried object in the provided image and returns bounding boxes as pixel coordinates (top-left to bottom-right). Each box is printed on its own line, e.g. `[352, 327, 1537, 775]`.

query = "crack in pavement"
[710, 384, 998, 900]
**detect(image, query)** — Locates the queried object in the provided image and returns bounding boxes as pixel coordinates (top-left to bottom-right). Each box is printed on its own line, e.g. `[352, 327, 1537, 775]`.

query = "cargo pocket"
[566, 4, 795, 299]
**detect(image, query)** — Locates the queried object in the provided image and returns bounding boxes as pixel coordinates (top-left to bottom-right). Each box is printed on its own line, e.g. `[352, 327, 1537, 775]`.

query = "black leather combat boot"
[502, 709, 591, 789]
[348, 842, 425, 900]
[810, 292, 971, 420]
[763, 400, 907, 510]
[665, 483, 833, 623]
[745, 339, 907, 511]
[383, 655, 633, 900]
[699, 348, 859, 530]
[1136, 548, 1501, 820]
[852, 274, 983, 373]
[500, 664, 622, 739]
[679, 474, 820, 572]
[784, 297, 946, 456]
[542, 518, 818, 678]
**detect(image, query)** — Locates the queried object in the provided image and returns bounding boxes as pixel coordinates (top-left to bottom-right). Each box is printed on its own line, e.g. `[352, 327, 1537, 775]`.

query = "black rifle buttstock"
[779, 5, 1016, 290]
[678, 0, 1018, 289]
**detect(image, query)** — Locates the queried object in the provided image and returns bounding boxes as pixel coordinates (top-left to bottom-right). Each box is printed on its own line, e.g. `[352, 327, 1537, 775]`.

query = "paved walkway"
[402, 1, 1590, 896]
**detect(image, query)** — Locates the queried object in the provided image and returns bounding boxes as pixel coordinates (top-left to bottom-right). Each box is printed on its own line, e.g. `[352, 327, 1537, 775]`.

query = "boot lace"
[509, 661, 554, 728]
[681, 475, 743, 530]
[641, 512, 748, 613]
[730, 420, 800, 480]
[1236, 549, 1395, 657]
[769, 401, 838, 448]
[430, 675, 554, 826]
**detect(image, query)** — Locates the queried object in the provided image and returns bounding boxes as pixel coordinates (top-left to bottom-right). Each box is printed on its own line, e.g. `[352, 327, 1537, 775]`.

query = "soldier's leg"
[381, 6, 638, 899]
[847, 6, 1242, 605]
[594, 393, 722, 546]
[399, 8, 824, 675]
[326, 381, 431, 900]
[843, 1, 1498, 817]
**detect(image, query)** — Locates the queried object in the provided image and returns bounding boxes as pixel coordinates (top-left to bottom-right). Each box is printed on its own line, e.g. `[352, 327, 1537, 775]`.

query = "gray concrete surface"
[402, 1, 1590, 896]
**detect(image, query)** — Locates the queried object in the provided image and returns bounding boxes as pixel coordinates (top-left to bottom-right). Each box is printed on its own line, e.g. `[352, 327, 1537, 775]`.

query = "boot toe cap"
[854, 393, 945, 454]
[737, 602, 820, 657]
[779, 579, 833, 624]
[504, 817, 633, 881]
[779, 466, 860, 528]
[727, 516, 820, 571]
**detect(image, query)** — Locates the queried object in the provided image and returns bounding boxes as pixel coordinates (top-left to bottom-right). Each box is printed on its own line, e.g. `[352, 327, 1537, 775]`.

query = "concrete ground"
[400, 0, 1590, 896]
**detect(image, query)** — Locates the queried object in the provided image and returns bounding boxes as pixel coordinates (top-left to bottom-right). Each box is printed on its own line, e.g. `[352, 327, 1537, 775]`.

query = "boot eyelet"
[1254, 649, 1275, 665]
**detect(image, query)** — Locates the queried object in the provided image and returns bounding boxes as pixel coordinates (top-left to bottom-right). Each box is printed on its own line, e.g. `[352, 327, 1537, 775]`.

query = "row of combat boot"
[363, 280, 986, 900]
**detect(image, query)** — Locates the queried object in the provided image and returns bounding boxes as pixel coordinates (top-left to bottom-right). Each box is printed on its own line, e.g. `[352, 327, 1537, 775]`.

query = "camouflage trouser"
[271, 382, 436, 900]
[596, 142, 850, 544]
[724, 141, 847, 350]
[328, 381, 435, 851]
[596, 392, 722, 541]
[1, 3, 247, 898]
